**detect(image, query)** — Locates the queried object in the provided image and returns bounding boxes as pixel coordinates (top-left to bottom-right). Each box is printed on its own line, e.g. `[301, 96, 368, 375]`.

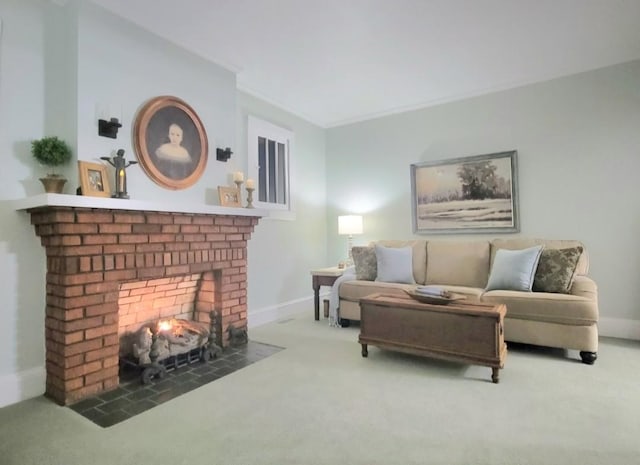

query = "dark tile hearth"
[68, 341, 283, 428]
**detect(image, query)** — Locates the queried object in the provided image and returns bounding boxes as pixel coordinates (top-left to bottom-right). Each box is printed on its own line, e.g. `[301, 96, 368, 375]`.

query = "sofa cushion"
[502, 318, 598, 352]
[485, 246, 543, 291]
[373, 240, 427, 284]
[352, 246, 377, 281]
[375, 245, 415, 284]
[569, 275, 598, 299]
[491, 238, 588, 276]
[426, 285, 484, 302]
[339, 280, 416, 301]
[533, 246, 583, 293]
[481, 290, 598, 326]
[425, 240, 490, 288]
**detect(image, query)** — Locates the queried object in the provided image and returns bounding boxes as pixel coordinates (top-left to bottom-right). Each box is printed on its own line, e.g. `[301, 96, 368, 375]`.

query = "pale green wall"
[0, 0, 49, 405]
[0, 0, 327, 406]
[75, 2, 237, 203]
[1, 0, 638, 407]
[237, 92, 327, 320]
[326, 60, 640, 329]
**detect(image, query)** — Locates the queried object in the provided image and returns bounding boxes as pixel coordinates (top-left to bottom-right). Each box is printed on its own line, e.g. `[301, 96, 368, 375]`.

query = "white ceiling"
[94, 0, 640, 128]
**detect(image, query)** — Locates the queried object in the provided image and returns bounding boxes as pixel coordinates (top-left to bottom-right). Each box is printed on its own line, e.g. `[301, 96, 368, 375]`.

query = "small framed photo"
[78, 161, 111, 198]
[217, 186, 242, 207]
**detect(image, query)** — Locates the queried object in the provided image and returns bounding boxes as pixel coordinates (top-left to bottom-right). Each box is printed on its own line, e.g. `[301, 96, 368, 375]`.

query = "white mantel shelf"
[12, 194, 269, 218]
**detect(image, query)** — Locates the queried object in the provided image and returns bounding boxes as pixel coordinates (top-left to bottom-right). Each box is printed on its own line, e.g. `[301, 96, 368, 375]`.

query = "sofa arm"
[570, 276, 598, 301]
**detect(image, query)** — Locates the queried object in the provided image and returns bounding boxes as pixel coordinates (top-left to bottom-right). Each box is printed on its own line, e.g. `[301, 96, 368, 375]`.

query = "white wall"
[2, 0, 637, 409]
[0, 0, 327, 407]
[326, 60, 640, 338]
[75, 2, 237, 203]
[237, 92, 328, 327]
[0, 0, 50, 408]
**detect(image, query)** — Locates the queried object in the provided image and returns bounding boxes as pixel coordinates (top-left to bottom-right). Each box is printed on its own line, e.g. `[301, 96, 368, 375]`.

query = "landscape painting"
[411, 151, 519, 234]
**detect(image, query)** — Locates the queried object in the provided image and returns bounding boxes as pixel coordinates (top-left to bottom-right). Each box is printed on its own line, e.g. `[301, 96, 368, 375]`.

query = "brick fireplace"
[23, 200, 262, 405]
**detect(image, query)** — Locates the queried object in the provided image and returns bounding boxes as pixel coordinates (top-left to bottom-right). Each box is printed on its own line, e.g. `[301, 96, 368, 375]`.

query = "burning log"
[123, 314, 223, 384]
[132, 319, 210, 365]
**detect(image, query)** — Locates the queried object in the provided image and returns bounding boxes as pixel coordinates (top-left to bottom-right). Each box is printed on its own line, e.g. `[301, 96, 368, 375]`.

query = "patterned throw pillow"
[533, 246, 583, 294]
[352, 246, 377, 281]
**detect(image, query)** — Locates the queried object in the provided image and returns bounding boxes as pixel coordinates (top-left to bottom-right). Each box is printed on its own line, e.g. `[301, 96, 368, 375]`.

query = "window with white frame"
[247, 116, 294, 218]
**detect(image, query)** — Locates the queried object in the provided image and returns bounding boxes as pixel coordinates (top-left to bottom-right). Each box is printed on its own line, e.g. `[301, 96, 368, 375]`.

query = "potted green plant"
[31, 136, 72, 193]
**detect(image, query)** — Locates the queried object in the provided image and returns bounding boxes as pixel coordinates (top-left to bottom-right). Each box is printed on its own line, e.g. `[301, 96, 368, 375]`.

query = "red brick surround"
[28, 206, 260, 405]
[118, 275, 202, 338]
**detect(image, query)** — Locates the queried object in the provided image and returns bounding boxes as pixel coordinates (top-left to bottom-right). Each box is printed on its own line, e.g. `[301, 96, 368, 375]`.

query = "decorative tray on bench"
[404, 289, 466, 305]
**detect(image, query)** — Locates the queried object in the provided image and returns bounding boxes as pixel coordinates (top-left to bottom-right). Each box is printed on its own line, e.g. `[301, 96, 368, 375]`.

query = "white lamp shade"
[338, 215, 363, 235]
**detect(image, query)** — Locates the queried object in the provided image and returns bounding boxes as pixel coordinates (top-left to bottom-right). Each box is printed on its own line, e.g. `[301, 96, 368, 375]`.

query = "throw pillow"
[375, 245, 415, 284]
[352, 246, 377, 281]
[485, 245, 544, 292]
[533, 246, 583, 293]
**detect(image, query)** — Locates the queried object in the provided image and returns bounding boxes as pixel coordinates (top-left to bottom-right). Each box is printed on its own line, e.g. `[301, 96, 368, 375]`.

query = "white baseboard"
[0, 306, 633, 409]
[598, 317, 640, 341]
[0, 366, 45, 408]
[0, 297, 318, 409]
[246, 297, 640, 341]
[247, 296, 313, 328]
[247, 297, 640, 339]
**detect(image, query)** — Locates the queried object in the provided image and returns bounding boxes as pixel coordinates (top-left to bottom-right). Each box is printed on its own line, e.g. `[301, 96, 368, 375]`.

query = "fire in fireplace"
[121, 311, 222, 384]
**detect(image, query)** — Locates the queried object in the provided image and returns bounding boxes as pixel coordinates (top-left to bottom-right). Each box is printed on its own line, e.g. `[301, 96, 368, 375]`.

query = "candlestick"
[117, 169, 123, 192]
[246, 186, 255, 209]
[100, 149, 137, 199]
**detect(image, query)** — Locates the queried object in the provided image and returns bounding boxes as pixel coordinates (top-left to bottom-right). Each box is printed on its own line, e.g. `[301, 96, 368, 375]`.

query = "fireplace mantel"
[17, 193, 266, 405]
[13, 193, 268, 218]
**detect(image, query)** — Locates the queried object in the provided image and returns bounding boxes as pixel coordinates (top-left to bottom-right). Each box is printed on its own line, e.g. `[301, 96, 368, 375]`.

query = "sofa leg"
[580, 351, 597, 365]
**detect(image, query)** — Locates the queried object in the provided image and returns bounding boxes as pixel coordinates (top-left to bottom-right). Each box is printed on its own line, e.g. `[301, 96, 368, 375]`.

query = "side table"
[310, 267, 344, 321]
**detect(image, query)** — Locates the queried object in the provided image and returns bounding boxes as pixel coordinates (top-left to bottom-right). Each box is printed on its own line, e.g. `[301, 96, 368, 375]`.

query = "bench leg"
[491, 367, 500, 384]
[361, 344, 368, 358]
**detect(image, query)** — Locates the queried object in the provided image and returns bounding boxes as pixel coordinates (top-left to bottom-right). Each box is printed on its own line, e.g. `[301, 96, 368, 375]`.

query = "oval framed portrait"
[133, 96, 209, 190]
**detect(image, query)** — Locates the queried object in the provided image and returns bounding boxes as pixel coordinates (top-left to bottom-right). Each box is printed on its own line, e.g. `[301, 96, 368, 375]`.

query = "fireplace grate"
[121, 312, 223, 384]
[120, 345, 212, 384]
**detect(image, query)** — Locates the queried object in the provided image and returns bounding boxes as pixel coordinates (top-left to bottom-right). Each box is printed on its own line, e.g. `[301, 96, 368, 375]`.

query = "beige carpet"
[1, 311, 639, 465]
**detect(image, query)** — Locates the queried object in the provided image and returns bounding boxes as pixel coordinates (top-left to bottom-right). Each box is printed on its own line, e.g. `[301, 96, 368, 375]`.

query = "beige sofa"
[338, 238, 599, 364]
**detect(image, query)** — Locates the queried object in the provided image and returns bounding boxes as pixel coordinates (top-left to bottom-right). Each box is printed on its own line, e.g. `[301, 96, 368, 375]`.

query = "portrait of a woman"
[156, 123, 191, 163]
[145, 106, 201, 181]
[134, 95, 209, 190]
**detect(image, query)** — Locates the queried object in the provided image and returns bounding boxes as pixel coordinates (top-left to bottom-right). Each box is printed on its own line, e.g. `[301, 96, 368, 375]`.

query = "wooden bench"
[358, 293, 507, 383]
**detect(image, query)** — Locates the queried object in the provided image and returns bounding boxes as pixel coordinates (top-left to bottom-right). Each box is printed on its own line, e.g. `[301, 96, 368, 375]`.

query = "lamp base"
[345, 235, 355, 267]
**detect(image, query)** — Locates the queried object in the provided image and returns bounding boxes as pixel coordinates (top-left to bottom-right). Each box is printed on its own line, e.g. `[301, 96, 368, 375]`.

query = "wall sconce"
[216, 147, 233, 162]
[98, 117, 122, 139]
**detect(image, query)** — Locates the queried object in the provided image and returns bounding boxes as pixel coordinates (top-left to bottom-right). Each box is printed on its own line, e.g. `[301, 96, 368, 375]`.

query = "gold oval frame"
[133, 96, 208, 190]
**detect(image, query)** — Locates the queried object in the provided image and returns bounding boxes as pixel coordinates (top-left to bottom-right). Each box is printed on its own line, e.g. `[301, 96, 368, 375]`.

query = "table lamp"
[338, 215, 363, 266]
